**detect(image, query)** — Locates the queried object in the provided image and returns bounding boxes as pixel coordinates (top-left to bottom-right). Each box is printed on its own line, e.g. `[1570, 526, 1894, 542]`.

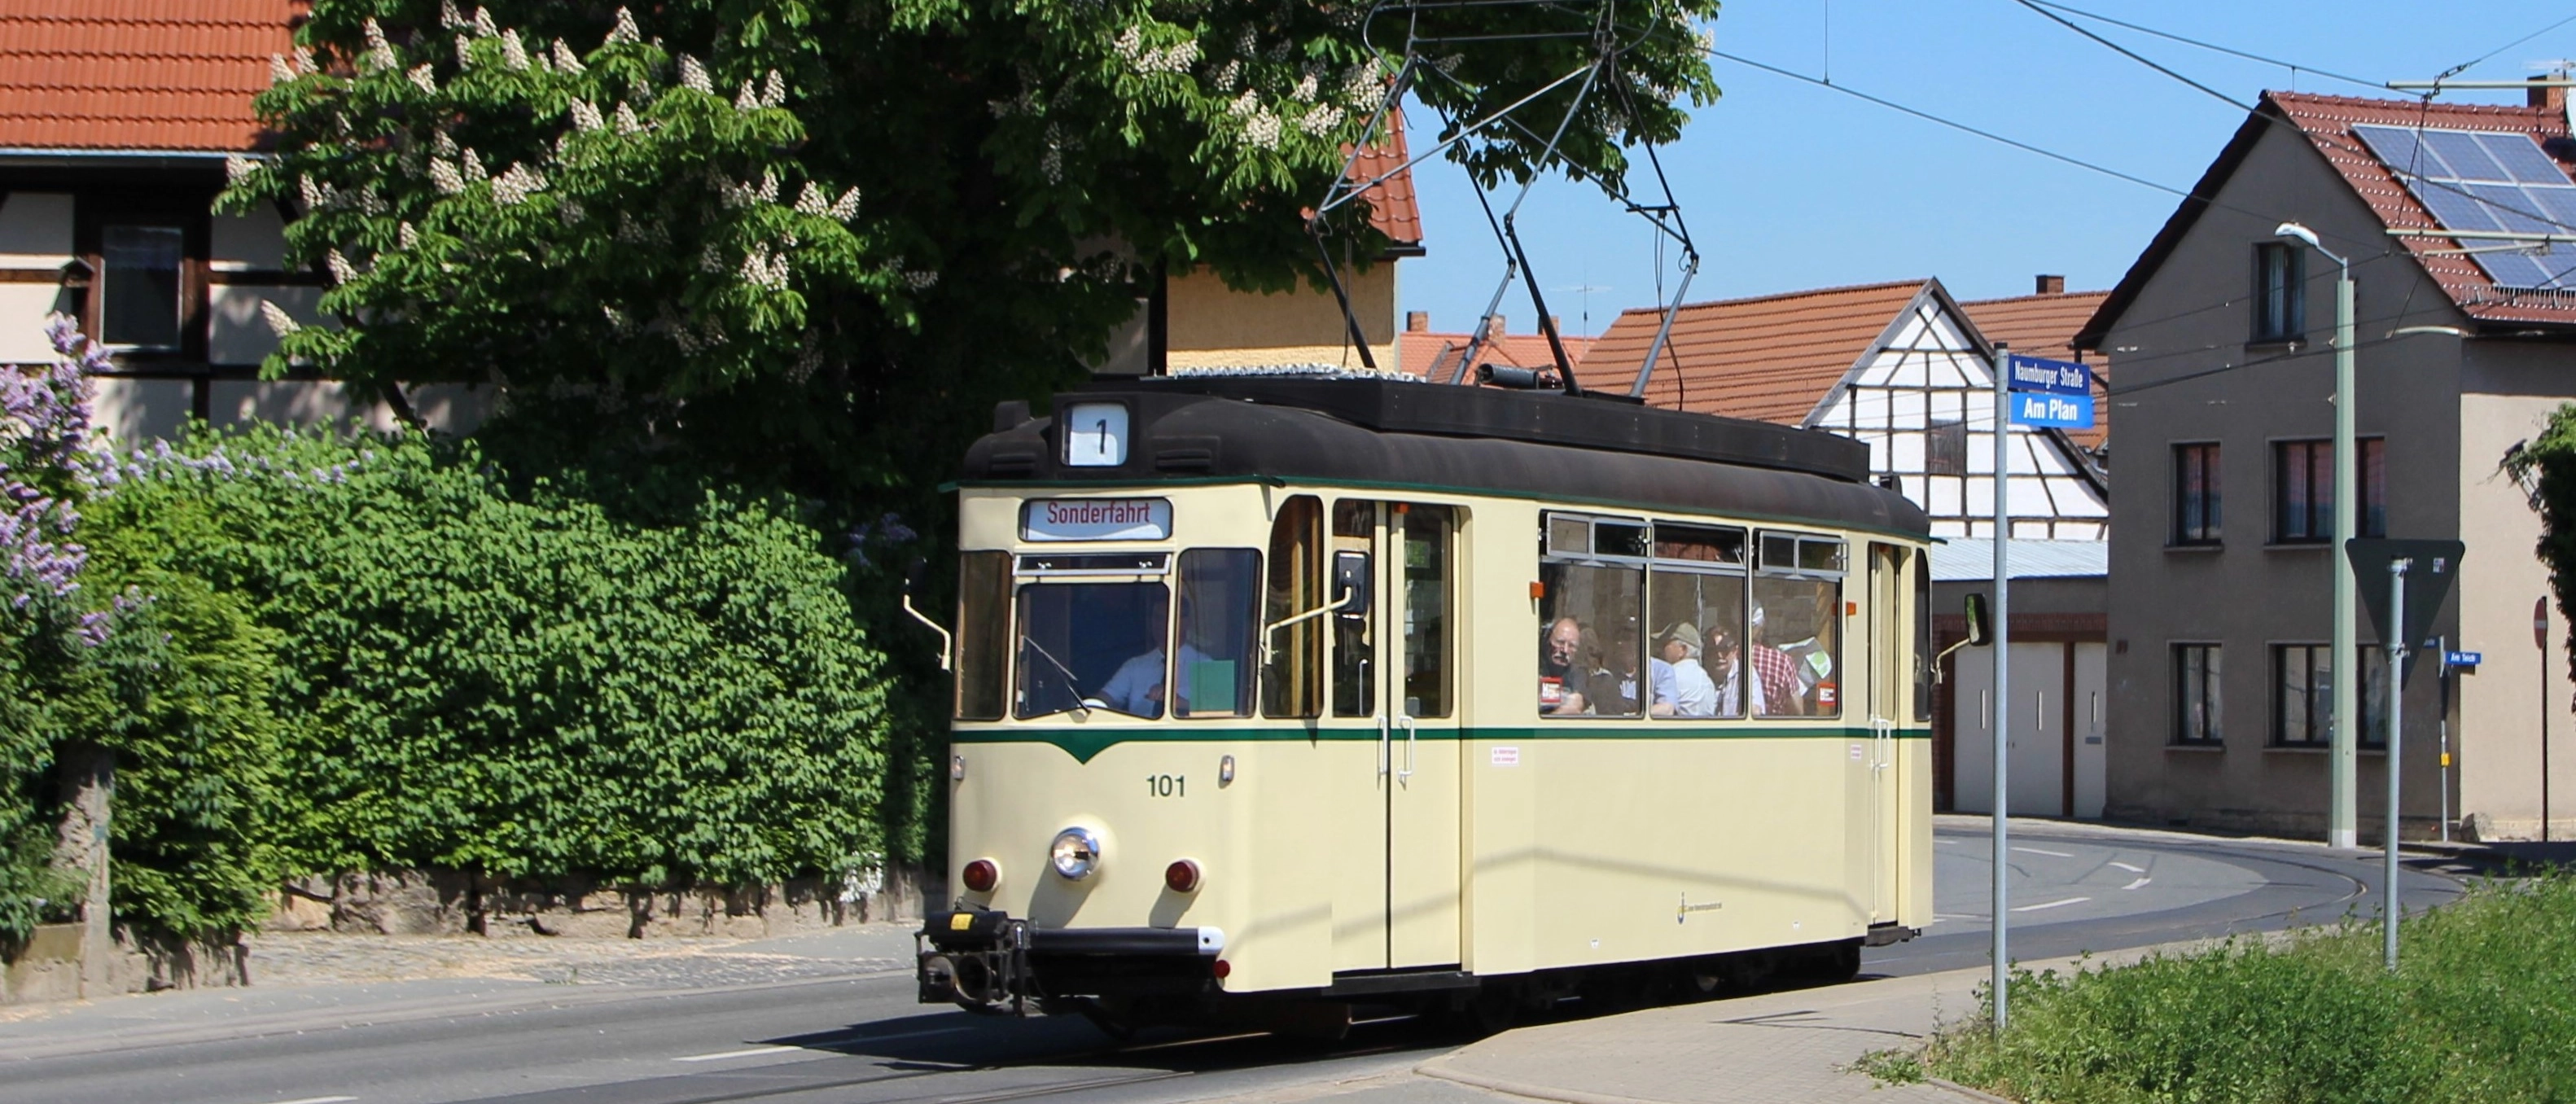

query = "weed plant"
[1922, 874, 2576, 1102]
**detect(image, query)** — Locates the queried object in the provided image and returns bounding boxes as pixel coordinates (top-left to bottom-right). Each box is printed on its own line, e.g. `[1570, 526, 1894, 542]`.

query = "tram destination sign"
[1021, 497, 1172, 542]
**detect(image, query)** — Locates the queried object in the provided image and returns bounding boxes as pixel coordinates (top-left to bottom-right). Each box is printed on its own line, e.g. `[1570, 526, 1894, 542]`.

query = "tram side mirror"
[1333, 551, 1373, 616]
[1962, 592, 1993, 647]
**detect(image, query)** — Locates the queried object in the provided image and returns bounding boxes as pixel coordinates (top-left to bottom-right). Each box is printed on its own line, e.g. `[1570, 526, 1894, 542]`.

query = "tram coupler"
[918, 906, 1032, 1014]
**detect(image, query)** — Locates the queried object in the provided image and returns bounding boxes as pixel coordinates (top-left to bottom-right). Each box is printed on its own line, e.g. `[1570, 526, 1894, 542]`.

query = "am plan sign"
[1022, 498, 1172, 541]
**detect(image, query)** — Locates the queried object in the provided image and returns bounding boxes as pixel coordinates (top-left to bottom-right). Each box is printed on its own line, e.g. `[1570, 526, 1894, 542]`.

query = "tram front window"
[1014, 582, 1171, 719]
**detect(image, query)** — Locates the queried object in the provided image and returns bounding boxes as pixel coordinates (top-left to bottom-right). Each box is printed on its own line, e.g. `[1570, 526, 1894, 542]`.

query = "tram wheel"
[1431, 984, 1520, 1038]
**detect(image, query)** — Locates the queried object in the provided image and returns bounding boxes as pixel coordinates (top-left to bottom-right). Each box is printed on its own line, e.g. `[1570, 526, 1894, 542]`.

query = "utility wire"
[2437, 9, 2576, 83]
[2023, 0, 2385, 94]
[2009, 0, 2250, 111]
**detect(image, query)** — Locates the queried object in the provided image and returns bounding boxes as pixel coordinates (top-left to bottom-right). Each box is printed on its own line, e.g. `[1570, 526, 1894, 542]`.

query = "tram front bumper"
[916, 909, 1227, 1011]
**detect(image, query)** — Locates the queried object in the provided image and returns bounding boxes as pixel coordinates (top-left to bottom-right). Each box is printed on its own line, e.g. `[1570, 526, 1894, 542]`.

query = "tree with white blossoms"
[223, 0, 1720, 493]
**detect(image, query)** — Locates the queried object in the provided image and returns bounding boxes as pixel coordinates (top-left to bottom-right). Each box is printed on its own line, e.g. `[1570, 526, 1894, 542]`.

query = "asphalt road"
[0, 820, 2470, 1104]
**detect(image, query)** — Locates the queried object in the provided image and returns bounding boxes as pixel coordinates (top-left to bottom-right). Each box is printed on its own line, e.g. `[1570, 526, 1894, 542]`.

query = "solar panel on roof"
[2353, 124, 2576, 290]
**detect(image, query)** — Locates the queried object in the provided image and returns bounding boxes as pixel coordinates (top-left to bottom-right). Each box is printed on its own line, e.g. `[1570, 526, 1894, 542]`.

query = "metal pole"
[2544, 597, 2554, 844]
[2331, 262, 2360, 851]
[2385, 558, 2407, 973]
[1990, 342, 2013, 1032]
[2438, 641, 2450, 843]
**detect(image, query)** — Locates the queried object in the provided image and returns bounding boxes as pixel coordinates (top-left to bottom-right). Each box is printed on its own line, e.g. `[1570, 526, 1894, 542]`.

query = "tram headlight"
[1049, 826, 1102, 881]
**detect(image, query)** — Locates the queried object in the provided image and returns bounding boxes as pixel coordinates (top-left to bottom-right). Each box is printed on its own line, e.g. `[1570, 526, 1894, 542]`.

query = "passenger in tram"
[1705, 625, 1750, 716]
[1746, 603, 1805, 716]
[1539, 616, 1596, 714]
[1603, 628, 1668, 717]
[1655, 623, 1719, 717]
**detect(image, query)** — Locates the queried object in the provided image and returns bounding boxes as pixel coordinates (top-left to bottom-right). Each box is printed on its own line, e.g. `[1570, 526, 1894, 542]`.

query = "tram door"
[1327, 501, 1462, 973]
[1863, 544, 1908, 923]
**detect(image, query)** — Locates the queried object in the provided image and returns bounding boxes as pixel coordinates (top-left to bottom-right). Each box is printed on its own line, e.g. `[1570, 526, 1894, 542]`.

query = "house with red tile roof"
[1145, 111, 1424, 375]
[1396, 310, 1591, 381]
[1578, 276, 2110, 541]
[2076, 85, 2576, 841]
[0, 0, 396, 438]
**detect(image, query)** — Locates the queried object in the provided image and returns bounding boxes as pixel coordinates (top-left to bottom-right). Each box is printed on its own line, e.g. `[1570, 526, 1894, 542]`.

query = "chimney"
[1549, 315, 1563, 334]
[2532, 76, 2569, 113]
[1406, 310, 1429, 333]
[2035, 274, 2066, 295]
[1484, 314, 1506, 338]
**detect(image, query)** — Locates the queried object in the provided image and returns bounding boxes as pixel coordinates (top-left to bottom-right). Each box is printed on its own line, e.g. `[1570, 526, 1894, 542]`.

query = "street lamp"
[2276, 221, 2360, 850]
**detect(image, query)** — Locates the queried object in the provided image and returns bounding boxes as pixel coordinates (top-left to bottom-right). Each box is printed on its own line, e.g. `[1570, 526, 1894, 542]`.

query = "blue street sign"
[2009, 391, 2096, 429]
[2445, 650, 2482, 669]
[2007, 354, 2093, 396]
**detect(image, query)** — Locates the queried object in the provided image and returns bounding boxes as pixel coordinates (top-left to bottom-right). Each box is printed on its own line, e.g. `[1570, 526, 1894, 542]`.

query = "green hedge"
[69, 424, 896, 934]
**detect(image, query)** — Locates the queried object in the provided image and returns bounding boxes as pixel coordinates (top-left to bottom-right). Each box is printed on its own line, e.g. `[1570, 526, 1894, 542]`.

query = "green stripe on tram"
[952, 724, 1934, 764]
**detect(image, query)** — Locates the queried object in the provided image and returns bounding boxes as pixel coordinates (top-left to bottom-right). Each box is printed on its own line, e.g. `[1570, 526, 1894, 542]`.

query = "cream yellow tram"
[918, 372, 1934, 1029]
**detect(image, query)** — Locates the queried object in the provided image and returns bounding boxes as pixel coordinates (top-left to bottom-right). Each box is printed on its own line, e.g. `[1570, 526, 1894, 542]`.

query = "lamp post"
[2277, 221, 2359, 850]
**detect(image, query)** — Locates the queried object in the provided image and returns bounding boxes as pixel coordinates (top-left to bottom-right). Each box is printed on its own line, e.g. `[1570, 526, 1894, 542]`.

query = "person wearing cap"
[1746, 602, 1804, 716]
[1656, 622, 1719, 717]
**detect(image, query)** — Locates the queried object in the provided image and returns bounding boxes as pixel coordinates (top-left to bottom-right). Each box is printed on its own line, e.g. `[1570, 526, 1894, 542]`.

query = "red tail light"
[962, 859, 999, 893]
[1164, 859, 1203, 893]
[1211, 958, 1232, 979]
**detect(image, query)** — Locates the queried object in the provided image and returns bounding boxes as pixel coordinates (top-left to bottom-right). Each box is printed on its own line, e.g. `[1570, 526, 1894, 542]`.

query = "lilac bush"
[2, 314, 103, 612]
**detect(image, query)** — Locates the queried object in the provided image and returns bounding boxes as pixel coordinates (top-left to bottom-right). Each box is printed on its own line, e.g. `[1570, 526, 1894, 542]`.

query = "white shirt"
[1099, 643, 1211, 716]
[1668, 659, 1720, 717]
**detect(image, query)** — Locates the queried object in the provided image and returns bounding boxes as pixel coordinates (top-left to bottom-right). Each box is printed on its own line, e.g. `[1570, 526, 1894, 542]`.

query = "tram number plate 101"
[1146, 773, 1187, 798]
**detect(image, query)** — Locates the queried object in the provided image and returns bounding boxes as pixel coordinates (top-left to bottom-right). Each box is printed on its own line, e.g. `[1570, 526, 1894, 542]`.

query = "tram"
[915, 370, 1934, 1032]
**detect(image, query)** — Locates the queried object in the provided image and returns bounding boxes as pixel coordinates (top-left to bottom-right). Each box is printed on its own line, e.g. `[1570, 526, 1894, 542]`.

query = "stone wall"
[2, 924, 249, 1005]
[265, 864, 929, 939]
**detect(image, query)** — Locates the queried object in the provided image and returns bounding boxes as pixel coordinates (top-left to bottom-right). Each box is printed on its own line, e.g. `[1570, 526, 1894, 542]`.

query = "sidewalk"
[1418, 940, 2206, 1104]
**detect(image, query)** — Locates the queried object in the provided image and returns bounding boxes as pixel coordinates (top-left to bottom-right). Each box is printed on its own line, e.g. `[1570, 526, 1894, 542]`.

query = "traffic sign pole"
[2542, 597, 2552, 844]
[1989, 341, 2011, 1034]
[2385, 558, 2407, 973]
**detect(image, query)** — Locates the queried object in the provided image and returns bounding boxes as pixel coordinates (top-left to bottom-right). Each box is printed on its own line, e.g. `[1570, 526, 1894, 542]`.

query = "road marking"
[674, 1045, 800, 1062]
[2012, 846, 2075, 858]
[269, 1097, 358, 1104]
[2010, 896, 2091, 913]
[2123, 877, 2153, 891]
[2109, 861, 2145, 874]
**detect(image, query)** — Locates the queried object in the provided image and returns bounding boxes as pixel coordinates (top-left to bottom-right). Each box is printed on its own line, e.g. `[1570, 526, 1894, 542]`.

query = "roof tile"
[0, 0, 304, 152]
[1577, 280, 1927, 424]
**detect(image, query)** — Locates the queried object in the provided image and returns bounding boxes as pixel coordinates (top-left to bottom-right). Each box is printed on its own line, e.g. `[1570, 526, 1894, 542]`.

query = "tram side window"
[1402, 506, 1453, 719]
[1646, 567, 1743, 719]
[1538, 560, 1645, 717]
[1912, 549, 1933, 724]
[1750, 532, 1843, 718]
[955, 551, 1011, 721]
[1015, 578, 1171, 720]
[1331, 501, 1376, 717]
[1175, 550, 1259, 718]
[1263, 496, 1324, 718]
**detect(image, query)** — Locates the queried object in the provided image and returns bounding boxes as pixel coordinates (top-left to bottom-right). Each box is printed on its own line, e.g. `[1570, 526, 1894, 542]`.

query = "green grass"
[1917, 875, 2576, 1102]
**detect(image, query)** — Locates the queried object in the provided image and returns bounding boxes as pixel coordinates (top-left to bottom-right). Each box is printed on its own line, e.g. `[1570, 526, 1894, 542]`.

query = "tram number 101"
[1146, 774, 1187, 798]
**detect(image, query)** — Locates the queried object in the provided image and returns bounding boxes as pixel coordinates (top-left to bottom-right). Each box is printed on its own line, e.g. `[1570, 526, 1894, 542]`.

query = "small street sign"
[2008, 391, 2096, 429]
[2445, 650, 2482, 670]
[2005, 354, 2093, 396]
[2346, 538, 2468, 687]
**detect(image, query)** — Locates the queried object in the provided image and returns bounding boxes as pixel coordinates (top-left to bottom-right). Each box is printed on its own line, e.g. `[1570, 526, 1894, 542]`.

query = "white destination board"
[1021, 498, 1172, 541]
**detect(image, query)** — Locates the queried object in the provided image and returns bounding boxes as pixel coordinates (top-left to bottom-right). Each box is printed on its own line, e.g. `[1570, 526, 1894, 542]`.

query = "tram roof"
[961, 375, 1930, 539]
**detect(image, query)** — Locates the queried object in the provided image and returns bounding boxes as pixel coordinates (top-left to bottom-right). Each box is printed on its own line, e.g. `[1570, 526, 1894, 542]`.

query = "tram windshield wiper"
[1018, 634, 1096, 719]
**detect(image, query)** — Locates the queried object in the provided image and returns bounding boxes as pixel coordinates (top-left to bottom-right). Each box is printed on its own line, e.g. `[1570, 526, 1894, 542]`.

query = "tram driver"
[1101, 598, 1212, 718]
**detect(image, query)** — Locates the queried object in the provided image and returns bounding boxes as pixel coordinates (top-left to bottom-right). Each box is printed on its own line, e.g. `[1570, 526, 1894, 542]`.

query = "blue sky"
[1395, 2, 2576, 338]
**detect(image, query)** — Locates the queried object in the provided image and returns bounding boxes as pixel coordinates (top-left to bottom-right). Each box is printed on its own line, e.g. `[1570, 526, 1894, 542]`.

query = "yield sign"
[2346, 538, 2465, 687]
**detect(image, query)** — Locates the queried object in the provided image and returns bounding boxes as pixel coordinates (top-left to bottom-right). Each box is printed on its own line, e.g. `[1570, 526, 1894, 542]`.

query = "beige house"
[2079, 86, 2576, 840]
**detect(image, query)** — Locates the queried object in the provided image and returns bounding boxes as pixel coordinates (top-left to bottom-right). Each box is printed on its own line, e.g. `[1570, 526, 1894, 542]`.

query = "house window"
[99, 223, 186, 351]
[2172, 442, 2221, 545]
[1927, 419, 1969, 477]
[2254, 241, 2305, 341]
[2273, 643, 2390, 747]
[2173, 643, 2222, 745]
[2275, 438, 2385, 543]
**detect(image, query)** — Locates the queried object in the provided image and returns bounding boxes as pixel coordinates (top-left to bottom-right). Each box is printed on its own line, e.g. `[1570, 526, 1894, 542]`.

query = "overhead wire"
[2020, 0, 2386, 94]
[2434, 9, 2576, 84]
